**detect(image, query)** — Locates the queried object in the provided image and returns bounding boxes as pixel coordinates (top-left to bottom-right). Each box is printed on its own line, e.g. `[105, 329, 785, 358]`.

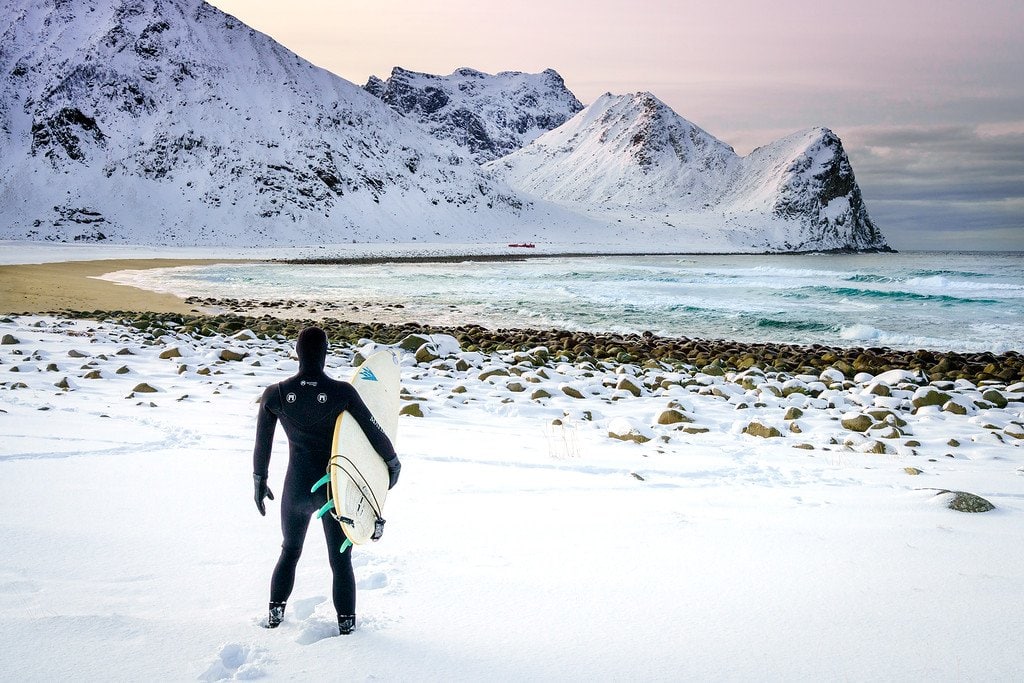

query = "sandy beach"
[0, 258, 237, 314]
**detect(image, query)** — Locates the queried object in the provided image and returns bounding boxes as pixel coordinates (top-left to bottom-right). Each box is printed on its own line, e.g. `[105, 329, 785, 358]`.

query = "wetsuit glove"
[385, 456, 401, 490]
[253, 474, 274, 516]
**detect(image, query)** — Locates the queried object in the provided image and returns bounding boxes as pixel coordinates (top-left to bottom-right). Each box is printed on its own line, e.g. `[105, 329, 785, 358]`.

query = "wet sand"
[0, 259, 237, 314]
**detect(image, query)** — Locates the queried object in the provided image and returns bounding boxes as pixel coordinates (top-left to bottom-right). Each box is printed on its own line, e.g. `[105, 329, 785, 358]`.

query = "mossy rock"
[981, 389, 1008, 409]
[531, 388, 551, 400]
[133, 382, 158, 393]
[841, 414, 873, 432]
[784, 407, 804, 420]
[904, 467, 924, 475]
[615, 376, 642, 397]
[657, 408, 692, 425]
[867, 383, 891, 397]
[400, 403, 424, 417]
[865, 440, 888, 454]
[398, 334, 432, 352]
[159, 347, 182, 359]
[1004, 423, 1024, 440]
[608, 429, 651, 444]
[866, 409, 908, 428]
[744, 422, 782, 439]
[561, 385, 585, 399]
[478, 367, 510, 381]
[1, 334, 19, 345]
[912, 387, 951, 409]
[942, 401, 968, 416]
[415, 344, 440, 364]
[937, 490, 995, 513]
[219, 349, 247, 362]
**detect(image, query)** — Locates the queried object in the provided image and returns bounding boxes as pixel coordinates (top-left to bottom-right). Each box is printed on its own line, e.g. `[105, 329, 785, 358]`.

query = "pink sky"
[207, 0, 1023, 249]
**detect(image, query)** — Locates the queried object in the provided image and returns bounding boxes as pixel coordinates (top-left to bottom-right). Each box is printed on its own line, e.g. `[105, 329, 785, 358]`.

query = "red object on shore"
[508, 243, 536, 248]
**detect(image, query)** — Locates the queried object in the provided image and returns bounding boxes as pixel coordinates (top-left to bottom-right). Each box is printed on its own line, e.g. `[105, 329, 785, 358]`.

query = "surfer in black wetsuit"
[252, 326, 401, 635]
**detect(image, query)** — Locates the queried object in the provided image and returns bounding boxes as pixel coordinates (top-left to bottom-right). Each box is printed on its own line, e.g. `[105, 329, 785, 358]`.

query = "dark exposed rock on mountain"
[364, 67, 584, 163]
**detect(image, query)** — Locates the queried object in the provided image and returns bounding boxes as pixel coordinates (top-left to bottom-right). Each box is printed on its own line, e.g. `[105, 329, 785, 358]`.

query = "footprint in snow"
[199, 642, 270, 681]
[357, 572, 389, 590]
[295, 617, 344, 646]
[292, 595, 327, 620]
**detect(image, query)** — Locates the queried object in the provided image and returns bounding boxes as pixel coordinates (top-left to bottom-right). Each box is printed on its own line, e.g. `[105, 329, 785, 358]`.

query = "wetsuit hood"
[296, 326, 328, 373]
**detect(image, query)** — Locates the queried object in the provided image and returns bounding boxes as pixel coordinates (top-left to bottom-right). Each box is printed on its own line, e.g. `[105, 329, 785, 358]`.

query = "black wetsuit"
[253, 329, 397, 618]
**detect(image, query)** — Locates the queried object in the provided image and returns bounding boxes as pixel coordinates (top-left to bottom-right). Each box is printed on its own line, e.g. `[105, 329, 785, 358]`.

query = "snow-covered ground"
[1, 315, 1022, 680]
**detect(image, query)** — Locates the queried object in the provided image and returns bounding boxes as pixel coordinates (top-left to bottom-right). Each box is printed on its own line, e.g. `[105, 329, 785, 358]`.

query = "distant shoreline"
[278, 247, 898, 265]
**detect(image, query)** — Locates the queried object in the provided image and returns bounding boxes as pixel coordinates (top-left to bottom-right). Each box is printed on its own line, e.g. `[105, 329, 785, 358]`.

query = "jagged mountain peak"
[0, 0, 550, 245]
[485, 91, 739, 210]
[488, 93, 888, 251]
[364, 66, 583, 163]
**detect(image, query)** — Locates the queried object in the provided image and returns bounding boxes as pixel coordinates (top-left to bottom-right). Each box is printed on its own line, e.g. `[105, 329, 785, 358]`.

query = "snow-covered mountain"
[364, 67, 583, 164]
[0, 0, 888, 252]
[0, 0, 554, 245]
[486, 93, 889, 252]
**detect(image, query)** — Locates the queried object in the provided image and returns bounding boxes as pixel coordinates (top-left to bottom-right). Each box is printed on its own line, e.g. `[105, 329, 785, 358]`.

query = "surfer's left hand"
[385, 456, 401, 490]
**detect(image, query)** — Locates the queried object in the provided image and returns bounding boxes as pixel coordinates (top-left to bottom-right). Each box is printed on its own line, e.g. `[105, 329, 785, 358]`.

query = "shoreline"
[39, 307, 1024, 386]
[2, 258, 1021, 383]
[277, 247, 898, 265]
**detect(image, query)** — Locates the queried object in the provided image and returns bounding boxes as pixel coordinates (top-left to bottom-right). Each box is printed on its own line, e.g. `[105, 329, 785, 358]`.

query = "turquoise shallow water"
[124, 251, 1024, 353]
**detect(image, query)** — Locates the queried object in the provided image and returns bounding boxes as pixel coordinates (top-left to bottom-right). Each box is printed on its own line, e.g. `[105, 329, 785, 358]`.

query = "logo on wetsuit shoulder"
[300, 380, 318, 387]
[317, 393, 328, 403]
[285, 392, 297, 403]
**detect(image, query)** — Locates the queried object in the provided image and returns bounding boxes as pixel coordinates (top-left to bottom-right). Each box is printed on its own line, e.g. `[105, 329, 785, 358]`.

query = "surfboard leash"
[320, 456, 387, 543]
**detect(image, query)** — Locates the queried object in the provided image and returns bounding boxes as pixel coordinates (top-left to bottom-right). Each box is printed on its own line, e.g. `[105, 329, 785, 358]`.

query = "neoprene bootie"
[267, 602, 286, 628]
[338, 614, 355, 635]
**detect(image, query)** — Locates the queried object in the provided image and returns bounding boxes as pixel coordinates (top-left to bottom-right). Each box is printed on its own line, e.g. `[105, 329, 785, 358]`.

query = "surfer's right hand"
[253, 474, 275, 516]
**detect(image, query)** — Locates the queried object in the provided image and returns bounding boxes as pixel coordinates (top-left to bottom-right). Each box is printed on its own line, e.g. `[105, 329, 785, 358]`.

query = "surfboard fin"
[339, 539, 352, 554]
[311, 473, 331, 493]
[315, 499, 335, 519]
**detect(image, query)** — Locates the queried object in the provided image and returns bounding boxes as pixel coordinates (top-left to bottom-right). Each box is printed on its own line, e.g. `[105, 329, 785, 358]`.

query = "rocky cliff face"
[364, 67, 583, 163]
[487, 92, 890, 252]
[0, 0, 535, 244]
[739, 129, 887, 251]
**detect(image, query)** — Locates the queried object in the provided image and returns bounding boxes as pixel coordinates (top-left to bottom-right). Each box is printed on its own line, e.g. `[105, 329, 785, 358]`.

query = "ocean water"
[116, 251, 1024, 354]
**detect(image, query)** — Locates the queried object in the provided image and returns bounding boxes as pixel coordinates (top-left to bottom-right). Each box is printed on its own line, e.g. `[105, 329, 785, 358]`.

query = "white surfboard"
[329, 350, 401, 545]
